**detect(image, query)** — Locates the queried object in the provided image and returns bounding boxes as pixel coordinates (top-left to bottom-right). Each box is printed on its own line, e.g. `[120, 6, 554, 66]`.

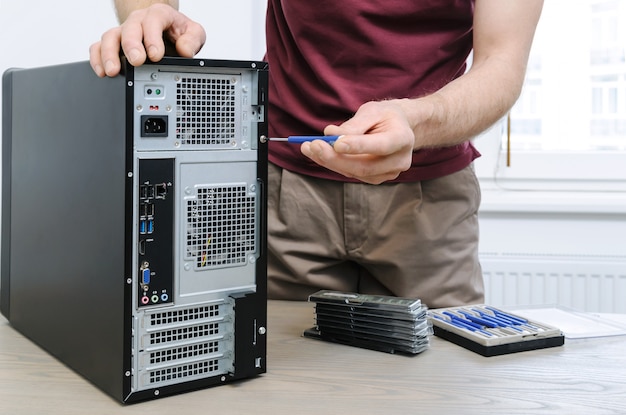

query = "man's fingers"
[121, 6, 206, 64]
[119, 11, 152, 66]
[174, 24, 207, 57]
[118, 4, 176, 66]
[89, 4, 206, 78]
[88, 42, 106, 77]
[90, 27, 125, 77]
[139, 6, 174, 61]
[301, 141, 405, 184]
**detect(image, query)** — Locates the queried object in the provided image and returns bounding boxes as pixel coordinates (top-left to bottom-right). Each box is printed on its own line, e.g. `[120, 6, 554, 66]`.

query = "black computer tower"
[1, 58, 268, 403]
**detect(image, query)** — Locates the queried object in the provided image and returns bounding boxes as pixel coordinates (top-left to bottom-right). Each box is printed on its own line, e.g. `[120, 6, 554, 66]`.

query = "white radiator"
[481, 257, 626, 313]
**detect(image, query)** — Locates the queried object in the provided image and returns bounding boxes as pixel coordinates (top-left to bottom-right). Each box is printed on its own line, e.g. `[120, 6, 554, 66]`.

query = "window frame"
[474, 0, 626, 196]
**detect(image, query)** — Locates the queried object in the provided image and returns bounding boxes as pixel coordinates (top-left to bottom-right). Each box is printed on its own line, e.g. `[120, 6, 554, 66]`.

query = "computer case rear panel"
[1, 58, 268, 403]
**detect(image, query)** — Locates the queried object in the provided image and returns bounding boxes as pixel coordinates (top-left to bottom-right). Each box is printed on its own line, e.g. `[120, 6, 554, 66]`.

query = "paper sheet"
[503, 305, 626, 339]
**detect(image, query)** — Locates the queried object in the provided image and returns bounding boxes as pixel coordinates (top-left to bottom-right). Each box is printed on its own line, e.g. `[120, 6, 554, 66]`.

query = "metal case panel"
[127, 58, 268, 401]
[1, 61, 129, 400]
[1, 58, 268, 404]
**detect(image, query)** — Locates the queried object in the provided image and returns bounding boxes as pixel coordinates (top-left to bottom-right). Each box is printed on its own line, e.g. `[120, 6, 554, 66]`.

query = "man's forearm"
[114, 0, 179, 22]
[400, 56, 525, 150]
[401, 0, 542, 150]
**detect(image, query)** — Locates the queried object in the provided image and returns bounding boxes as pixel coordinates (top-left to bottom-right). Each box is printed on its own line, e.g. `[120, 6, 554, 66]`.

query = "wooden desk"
[1, 301, 625, 414]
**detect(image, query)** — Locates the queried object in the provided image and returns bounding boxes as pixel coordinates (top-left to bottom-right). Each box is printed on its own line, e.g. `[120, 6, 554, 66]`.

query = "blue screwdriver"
[268, 135, 342, 145]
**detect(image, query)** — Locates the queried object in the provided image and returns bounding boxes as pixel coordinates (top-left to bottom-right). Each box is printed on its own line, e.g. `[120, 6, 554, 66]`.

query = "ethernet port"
[155, 183, 168, 199]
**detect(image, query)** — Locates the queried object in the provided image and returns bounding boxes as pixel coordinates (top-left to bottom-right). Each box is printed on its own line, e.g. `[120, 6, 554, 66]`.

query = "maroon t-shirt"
[265, 0, 479, 183]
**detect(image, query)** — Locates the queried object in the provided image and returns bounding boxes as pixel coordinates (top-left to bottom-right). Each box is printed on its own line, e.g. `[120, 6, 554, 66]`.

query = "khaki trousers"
[266, 163, 484, 308]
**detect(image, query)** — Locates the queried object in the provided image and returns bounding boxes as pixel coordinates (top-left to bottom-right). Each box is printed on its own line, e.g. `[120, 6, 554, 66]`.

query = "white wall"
[474, 124, 626, 313]
[0, 0, 266, 100]
[181, 1, 266, 61]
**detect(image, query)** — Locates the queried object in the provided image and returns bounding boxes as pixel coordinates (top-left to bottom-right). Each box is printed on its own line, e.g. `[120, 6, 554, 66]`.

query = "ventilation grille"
[136, 300, 235, 390]
[148, 323, 220, 345]
[149, 341, 220, 365]
[149, 359, 220, 384]
[186, 184, 257, 270]
[149, 304, 221, 326]
[176, 75, 237, 146]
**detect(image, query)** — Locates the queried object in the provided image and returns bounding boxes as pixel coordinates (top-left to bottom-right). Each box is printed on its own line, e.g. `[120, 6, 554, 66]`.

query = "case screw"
[259, 135, 268, 143]
[258, 326, 267, 335]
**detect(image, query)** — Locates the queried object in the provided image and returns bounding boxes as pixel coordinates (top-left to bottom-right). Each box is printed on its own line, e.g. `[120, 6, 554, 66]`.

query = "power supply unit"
[1, 57, 268, 403]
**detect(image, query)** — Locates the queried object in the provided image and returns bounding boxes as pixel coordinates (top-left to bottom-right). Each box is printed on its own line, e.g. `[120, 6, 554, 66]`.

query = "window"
[475, 0, 626, 192]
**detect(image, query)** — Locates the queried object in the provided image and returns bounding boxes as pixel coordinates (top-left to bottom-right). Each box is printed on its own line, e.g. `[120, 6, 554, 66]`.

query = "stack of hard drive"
[303, 290, 431, 355]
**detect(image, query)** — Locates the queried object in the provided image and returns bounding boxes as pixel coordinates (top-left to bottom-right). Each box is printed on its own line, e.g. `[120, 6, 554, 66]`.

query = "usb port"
[140, 203, 154, 217]
[147, 220, 154, 234]
[140, 219, 147, 234]
[140, 185, 149, 199]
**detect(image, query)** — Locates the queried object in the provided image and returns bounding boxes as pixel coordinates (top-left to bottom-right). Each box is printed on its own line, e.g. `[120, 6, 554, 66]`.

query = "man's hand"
[300, 100, 416, 185]
[89, 3, 206, 77]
